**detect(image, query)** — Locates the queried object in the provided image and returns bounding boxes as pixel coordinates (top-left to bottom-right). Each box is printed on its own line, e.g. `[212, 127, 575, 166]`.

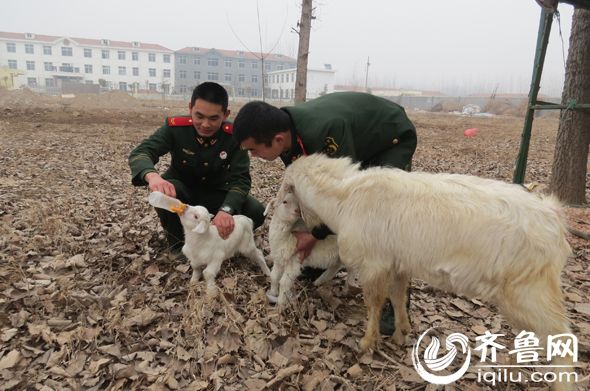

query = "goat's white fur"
[179, 205, 271, 294]
[278, 154, 573, 391]
[266, 192, 354, 308]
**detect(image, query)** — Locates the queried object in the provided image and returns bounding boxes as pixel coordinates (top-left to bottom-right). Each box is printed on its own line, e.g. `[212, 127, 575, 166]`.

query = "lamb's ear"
[208, 213, 214, 220]
[193, 220, 208, 234]
[276, 181, 294, 206]
[263, 199, 275, 216]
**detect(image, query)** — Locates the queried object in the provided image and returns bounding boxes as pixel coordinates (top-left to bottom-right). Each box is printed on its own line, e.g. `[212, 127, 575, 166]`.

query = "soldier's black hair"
[191, 82, 228, 112]
[232, 101, 291, 146]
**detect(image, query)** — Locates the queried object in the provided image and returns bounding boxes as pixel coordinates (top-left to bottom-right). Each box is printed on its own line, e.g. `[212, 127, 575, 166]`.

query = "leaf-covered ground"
[0, 90, 588, 390]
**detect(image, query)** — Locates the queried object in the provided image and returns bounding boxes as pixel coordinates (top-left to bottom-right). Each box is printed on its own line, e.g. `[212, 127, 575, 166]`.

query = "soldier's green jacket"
[281, 91, 417, 168]
[128, 117, 251, 212]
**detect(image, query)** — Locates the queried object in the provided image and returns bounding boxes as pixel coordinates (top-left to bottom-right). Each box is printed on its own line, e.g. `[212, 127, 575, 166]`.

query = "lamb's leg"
[359, 274, 389, 352]
[243, 237, 271, 276]
[390, 273, 411, 345]
[202, 259, 224, 296]
[313, 262, 341, 286]
[269, 260, 285, 298]
[277, 260, 302, 309]
[498, 268, 573, 391]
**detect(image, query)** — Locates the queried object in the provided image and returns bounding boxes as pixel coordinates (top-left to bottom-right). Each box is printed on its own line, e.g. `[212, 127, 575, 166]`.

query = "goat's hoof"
[266, 292, 279, 304]
[392, 330, 408, 346]
[359, 336, 376, 352]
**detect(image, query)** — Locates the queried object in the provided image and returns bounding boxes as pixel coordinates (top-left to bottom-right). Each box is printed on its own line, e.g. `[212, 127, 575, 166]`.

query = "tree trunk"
[549, 8, 590, 204]
[294, 0, 312, 104]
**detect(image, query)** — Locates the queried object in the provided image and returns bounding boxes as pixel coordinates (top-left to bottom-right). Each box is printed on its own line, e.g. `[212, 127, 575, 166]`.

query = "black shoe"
[297, 267, 325, 281]
[379, 300, 395, 336]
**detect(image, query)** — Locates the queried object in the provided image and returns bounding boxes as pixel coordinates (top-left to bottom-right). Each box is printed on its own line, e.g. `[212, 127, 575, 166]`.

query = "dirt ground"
[0, 89, 588, 390]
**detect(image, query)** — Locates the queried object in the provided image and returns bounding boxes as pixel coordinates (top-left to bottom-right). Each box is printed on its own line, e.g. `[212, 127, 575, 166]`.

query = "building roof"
[0, 31, 172, 51]
[176, 47, 295, 62]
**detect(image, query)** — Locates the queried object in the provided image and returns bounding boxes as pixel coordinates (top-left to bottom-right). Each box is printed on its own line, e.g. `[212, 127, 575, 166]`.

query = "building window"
[239, 74, 245, 82]
[25, 44, 34, 54]
[85, 64, 93, 74]
[252, 89, 258, 97]
[8, 60, 17, 69]
[26, 61, 35, 71]
[265, 63, 271, 71]
[238, 61, 245, 68]
[207, 72, 218, 81]
[224, 73, 232, 82]
[44, 62, 53, 71]
[6, 43, 16, 53]
[148, 53, 156, 62]
[193, 57, 200, 65]
[46, 78, 55, 87]
[193, 71, 200, 79]
[179, 55, 186, 64]
[118, 51, 126, 60]
[132, 52, 138, 61]
[179, 70, 186, 79]
[237, 88, 245, 96]
[119, 82, 127, 91]
[277, 64, 284, 70]
[101, 50, 109, 59]
[43, 46, 52, 55]
[132, 67, 139, 76]
[84, 48, 92, 58]
[251, 75, 258, 83]
[102, 66, 110, 75]
[224, 59, 232, 67]
[208, 57, 219, 66]
[149, 68, 156, 77]
[118, 66, 126, 75]
[252, 62, 258, 69]
[148, 83, 157, 91]
[27, 77, 37, 87]
[163, 69, 171, 78]
[62, 47, 73, 56]
[163, 54, 171, 63]
[179, 85, 187, 94]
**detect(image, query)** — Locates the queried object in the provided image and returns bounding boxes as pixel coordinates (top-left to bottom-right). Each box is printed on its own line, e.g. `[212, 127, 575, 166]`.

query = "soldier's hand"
[212, 211, 234, 240]
[293, 232, 317, 262]
[145, 173, 176, 198]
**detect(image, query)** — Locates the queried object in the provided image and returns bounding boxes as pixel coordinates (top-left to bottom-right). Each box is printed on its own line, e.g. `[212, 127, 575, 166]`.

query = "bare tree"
[293, 0, 314, 103]
[549, 8, 590, 204]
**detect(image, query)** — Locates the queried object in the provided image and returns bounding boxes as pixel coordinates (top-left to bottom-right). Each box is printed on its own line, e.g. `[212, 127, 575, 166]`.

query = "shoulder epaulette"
[167, 116, 193, 127]
[222, 122, 233, 135]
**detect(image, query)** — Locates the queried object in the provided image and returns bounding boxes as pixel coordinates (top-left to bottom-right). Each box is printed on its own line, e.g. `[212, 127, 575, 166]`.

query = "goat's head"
[275, 191, 301, 224]
[179, 205, 214, 234]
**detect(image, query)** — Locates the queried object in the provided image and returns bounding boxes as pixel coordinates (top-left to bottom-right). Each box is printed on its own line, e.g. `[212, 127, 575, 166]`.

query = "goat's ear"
[193, 220, 208, 234]
[263, 199, 275, 216]
[208, 213, 214, 220]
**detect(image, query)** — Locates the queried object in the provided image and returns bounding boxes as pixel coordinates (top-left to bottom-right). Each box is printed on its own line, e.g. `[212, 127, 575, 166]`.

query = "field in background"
[0, 89, 588, 390]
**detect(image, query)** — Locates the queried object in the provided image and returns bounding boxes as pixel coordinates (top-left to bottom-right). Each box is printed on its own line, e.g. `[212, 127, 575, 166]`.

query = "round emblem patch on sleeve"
[220, 151, 228, 160]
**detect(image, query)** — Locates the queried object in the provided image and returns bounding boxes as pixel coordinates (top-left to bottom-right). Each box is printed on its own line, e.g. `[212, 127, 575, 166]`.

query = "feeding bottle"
[148, 191, 187, 214]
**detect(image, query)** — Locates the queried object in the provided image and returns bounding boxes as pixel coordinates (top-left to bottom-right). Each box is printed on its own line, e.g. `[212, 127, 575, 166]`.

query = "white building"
[0, 31, 174, 93]
[266, 64, 335, 101]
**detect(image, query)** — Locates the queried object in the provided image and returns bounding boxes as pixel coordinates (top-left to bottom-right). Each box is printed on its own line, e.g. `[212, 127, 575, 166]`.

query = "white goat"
[279, 154, 574, 391]
[179, 205, 271, 295]
[266, 191, 354, 308]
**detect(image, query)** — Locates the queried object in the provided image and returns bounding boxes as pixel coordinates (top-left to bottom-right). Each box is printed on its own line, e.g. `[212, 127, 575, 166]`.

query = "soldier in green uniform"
[128, 82, 265, 255]
[232, 91, 417, 335]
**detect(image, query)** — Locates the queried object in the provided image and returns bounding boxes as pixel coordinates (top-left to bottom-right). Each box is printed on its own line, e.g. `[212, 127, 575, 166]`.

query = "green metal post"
[513, 9, 554, 184]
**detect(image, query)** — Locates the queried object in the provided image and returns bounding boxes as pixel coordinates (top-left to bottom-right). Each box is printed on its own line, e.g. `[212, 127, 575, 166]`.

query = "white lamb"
[179, 204, 271, 295]
[278, 154, 574, 391]
[266, 191, 354, 308]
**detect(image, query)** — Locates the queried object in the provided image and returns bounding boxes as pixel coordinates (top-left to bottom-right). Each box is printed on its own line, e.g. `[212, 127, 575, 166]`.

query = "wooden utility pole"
[294, 0, 313, 103]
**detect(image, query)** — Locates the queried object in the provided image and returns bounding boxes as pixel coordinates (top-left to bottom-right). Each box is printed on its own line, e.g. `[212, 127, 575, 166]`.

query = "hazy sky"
[1, 0, 575, 96]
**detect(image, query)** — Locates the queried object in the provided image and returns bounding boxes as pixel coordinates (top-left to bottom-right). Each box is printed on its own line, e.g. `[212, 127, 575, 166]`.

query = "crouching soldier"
[128, 82, 265, 256]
